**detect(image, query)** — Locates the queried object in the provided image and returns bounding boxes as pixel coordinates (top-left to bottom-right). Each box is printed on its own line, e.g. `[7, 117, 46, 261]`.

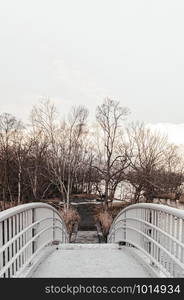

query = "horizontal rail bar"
[14, 240, 55, 278]
[114, 203, 184, 223]
[109, 217, 184, 249]
[0, 225, 64, 277]
[109, 225, 184, 270]
[117, 238, 172, 277]
[0, 202, 69, 278]
[0, 217, 66, 255]
[108, 203, 184, 277]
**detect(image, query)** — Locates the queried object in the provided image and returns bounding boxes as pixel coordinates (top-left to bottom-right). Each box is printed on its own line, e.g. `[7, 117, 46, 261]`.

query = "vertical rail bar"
[8, 217, 12, 277]
[12, 215, 16, 276]
[0, 222, 3, 272]
[4, 220, 8, 277]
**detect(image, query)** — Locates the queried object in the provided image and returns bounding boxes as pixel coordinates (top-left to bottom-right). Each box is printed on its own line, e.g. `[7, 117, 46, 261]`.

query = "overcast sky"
[0, 0, 184, 143]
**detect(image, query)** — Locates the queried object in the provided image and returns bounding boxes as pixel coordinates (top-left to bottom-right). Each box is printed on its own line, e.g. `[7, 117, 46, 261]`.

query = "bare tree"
[66, 105, 89, 207]
[152, 145, 184, 200]
[126, 122, 182, 203]
[30, 100, 89, 209]
[0, 99, 183, 212]
[12, 125, 27, 204]
[25, 130, 49, 201]
[95, 98, 130, 208]
[30, 99, 67, 202]
[0, 113, 23, 207]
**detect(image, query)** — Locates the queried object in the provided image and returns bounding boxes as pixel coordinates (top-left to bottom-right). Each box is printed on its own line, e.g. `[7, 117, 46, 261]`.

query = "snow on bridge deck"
[31, 244, 154, 278]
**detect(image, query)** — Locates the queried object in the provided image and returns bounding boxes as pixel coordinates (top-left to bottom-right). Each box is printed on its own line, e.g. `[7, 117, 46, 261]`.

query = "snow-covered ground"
[32, 244, 154, 278]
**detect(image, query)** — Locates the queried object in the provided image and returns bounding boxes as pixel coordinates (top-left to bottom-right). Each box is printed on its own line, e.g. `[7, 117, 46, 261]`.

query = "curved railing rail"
[0, 203, 69, 278]
[108, 203, 184, 277]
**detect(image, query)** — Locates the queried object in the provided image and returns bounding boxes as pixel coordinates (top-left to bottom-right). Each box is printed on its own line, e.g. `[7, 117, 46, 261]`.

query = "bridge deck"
[31, 244, 154, 278]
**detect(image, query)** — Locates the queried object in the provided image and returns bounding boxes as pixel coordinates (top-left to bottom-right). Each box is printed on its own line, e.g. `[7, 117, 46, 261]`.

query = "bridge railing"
[108, 203, 184, 277]
[0, 202, 68, 278]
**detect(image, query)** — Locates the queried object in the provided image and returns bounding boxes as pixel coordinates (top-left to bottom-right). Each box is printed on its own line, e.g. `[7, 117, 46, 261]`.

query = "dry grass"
[94, 202, 129, 219]
[59, 207, 80, 237]
[94, 202, 130, 240]
[0, 201, 18, 211]
[97, 211, 113, 238]
[179, 194, 184, 203]
[109, 201, 128, 208]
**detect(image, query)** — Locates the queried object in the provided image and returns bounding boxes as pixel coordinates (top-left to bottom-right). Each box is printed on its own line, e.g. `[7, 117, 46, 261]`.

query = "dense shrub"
[59, 207, 80, 240]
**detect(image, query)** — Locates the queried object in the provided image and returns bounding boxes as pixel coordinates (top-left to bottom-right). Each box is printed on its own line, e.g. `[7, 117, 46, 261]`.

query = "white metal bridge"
[0, 202, 184, 278]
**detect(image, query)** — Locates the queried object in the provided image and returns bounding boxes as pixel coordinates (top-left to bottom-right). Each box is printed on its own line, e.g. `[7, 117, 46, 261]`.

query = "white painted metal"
[0, 203, 68, 278]
[108, 203, 184, 277]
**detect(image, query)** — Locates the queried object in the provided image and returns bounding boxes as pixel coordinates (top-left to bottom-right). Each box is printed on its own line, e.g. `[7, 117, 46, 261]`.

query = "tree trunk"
[133, 186, 142, 204]
[17, 164, 21, 204]
[104, 180, 109, 210]
[66, 174, 70, 210]
[2, 187, 6, 210]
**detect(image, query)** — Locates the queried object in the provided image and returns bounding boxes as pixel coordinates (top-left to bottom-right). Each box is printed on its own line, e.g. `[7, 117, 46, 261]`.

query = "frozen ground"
[31, 244, 153, 278]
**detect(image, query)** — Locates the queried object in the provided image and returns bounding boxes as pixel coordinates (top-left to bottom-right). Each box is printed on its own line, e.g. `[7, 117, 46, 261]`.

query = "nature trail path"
[72, 200, 100, 243]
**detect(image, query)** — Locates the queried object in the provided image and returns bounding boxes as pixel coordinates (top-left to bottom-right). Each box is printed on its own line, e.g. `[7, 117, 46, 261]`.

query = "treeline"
[0, 98, 183, 209]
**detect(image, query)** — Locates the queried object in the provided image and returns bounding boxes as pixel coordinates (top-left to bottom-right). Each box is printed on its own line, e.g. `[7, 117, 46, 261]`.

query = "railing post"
[53, 211, 55, 242]
[0, 222, 3, 272]
[123, 211, 126, 244]
[4, 220, 8, 277]
[32, 208, 36, 254]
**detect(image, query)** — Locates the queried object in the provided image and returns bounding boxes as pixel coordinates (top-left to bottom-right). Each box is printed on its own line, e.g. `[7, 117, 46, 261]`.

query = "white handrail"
[108, 203, 184, 277]
[0, 202, 69, 278]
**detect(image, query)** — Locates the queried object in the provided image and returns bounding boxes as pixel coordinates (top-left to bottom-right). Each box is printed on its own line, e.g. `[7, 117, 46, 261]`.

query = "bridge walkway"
[31, 244, 154, 278]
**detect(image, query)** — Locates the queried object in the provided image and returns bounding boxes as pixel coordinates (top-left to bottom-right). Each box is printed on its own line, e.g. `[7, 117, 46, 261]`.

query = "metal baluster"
[4, 220, 8, 277]
[0, 222, 2, 266]
[12, 215, 16, 276]
[181, 220, 184, 264]
[24, 210, 27, 264]
[32, 208, 36, 254]
[17, 213, 21, 270]
[28, 210, 32, 259]
[8, 217, 12, 277]
[0, 221, 3, 275]
[22, 212, 25, 267]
